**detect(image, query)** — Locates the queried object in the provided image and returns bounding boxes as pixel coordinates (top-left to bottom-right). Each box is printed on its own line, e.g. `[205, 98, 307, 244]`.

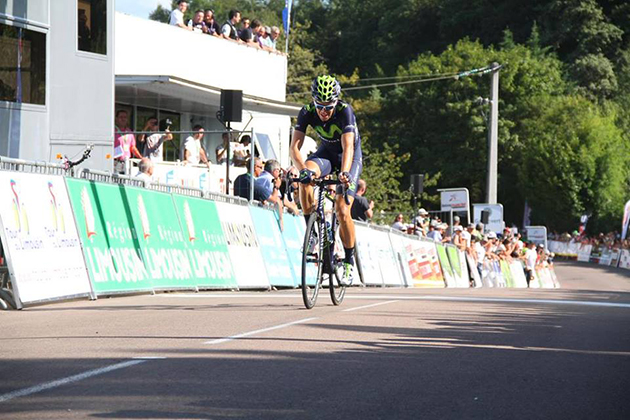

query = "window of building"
[78, 0, 107, 55]
[0, 23, 46, 105]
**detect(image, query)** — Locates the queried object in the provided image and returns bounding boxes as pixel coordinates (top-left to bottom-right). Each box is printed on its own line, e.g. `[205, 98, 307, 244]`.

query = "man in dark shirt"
[350, 179, 373, 222]
[234, 158, 265, 201]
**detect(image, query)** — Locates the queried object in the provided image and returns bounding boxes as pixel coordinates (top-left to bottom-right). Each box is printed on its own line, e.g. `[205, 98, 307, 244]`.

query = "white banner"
[151, 163, 246, 195]
[509, 261, 528, 288]
[388, 231, 414, 287]
[0, 172, 92, 306]
[355, 224, 385, 286]
[214, 202, 270, 289]
[525, 226, 548, 249]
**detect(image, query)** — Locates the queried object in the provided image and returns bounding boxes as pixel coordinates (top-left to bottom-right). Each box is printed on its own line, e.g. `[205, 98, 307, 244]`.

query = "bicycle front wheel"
[302, 213, 324, 309]
[329, 217, 346, 306]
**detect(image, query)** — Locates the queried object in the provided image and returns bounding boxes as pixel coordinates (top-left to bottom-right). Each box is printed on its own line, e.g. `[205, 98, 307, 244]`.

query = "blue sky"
[116, 0, 171, 19]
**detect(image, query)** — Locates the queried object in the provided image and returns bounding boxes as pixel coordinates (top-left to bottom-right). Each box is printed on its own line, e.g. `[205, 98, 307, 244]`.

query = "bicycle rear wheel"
[329, 216, 346, 306]
[302, 213, 324, 309]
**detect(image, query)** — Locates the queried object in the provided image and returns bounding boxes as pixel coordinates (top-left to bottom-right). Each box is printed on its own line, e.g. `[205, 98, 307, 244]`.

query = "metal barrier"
[0, 156, 67, 176]
[78, 168, 146, 188]
[204, 190, 249, 206]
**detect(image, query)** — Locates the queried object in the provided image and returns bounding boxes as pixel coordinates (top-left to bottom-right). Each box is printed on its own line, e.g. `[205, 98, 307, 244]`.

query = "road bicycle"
[288, 175, 349, 309]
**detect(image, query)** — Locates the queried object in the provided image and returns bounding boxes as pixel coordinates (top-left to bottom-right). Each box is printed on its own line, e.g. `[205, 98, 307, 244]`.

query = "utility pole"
[486, 62, 500, 204]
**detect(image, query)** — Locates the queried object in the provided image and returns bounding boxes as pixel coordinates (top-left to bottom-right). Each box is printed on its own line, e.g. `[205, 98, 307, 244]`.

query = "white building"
[0, 2, 300, 172]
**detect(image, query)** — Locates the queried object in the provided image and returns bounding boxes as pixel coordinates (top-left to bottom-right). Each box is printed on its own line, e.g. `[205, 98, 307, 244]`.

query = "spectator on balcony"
[114, 110, 142, 174]
[216, 132, 230, 164]
[222, 10, 243, 42]
[269, 26, 280, 50]
[183, 125, 210, 167]
[351, 179, 373, 222]
[204, 9, 221, 37]
[233, 135, 251, 166]
[138, 117, 173, 162]
[248, 19, 265, 48]
[239, 17, 253, 42]
[135, 158, 154, 186]
[392, 213, 407, 232]
[169, 1, 191, 31]
[259, 26, 274, 50]
[187, 9, 206, 33]
[255, 159, 283, 206]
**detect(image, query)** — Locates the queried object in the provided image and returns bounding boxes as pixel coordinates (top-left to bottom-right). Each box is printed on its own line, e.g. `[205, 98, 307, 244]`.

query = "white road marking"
[205, 317, 318, 345]
[342, 300, 399, 312]
[160, 293, 630, 309]
[0, 360, 147, 403]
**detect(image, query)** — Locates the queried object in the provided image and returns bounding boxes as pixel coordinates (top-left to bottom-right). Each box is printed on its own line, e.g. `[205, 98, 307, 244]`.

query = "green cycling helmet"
[311, 75, 341, 103]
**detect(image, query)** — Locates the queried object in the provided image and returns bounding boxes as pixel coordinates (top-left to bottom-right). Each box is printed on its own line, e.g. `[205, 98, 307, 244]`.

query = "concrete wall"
[115, 13, 288, 102]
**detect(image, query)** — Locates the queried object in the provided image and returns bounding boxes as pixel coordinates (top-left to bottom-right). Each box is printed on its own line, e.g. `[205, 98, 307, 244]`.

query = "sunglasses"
[314, 101, 336, 112]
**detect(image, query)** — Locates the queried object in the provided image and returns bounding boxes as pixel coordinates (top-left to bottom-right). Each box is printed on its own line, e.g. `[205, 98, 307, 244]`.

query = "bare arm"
[290, 130, 307, 170]
[340, 132, 355, 174]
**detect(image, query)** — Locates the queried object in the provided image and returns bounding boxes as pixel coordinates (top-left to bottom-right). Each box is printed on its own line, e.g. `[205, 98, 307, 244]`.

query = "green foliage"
[519, 96, 629, 233]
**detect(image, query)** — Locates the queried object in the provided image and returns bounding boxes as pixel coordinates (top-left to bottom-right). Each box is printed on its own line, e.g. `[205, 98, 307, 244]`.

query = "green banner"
[171, 195, 237, 289]
[446, 246, 462, 278]
[65, 179, 153, 293]
[500, 260, 515, 287]
[436, 244, 455, 287]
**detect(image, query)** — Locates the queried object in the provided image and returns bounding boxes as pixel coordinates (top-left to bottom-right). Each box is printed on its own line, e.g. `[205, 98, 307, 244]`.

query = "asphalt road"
[1, 261, 629, 419]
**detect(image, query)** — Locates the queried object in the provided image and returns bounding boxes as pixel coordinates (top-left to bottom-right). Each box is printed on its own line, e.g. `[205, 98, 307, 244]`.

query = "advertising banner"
[171, 195, 237, 289]
[435, 244, 456, 287]
[0, 172, 92, 306]
[151, 163, 246, 195]
[473, 203, 505, 234]
[250, 206, 294, 287]
[401, 236, 443, 288]
[123, 186, 203, 290]
[388, 230, 413, 286]
[499, 260, 514, 287]
[445, 246, 468, 288]
[65, 179, 154, 294]
[610, 249, 621, 268]
[622, 200, 630, 240]
[374, 227, 405, 286]
[509, 261, 528, 288]
[214, 201, 270, 289]
[480, 261, 497, 287]
[276, 212, 306, 287]
[577, 244, 592, 262]
[618, 250, 630, 270]
[355, 223, 385, 286]
[599, 247, 613, 266]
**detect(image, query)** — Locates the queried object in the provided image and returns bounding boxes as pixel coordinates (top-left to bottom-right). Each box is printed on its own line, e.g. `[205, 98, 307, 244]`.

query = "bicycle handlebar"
[286, 176, 351, 205]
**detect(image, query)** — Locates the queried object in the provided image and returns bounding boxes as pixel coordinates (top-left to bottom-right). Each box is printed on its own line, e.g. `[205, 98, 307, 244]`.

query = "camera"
[159, 118, 173, 131]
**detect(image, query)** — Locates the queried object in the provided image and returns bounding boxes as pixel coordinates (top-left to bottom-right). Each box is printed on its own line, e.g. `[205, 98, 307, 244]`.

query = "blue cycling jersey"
[294, 100, 362, 157]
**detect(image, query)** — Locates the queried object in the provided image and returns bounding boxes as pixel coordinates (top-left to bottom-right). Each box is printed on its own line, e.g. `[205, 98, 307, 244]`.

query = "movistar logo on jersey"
[314, 124, 342, 139]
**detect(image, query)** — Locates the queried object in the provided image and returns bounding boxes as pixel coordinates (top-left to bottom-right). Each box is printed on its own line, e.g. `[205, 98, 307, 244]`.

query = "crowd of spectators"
[390, 209, 554, 286]
[549, 230, 629, 250]
[168, 1, 281, 52]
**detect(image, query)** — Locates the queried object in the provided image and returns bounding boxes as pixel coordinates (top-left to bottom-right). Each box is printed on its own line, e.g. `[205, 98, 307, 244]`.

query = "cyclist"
[290, 75, 362, 285]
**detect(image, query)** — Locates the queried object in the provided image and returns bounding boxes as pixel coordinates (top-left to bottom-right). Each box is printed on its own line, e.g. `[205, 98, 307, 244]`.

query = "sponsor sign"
[0, 172, 92, 306]
[622, 200, 630, 240]
[399, 235, 444, 288]
[214, 202, 270, 289]
[617, 250, 630, 270]
[66, 179, 154, 293]
[355, 224, 385, 286]
[525, 226, 547, 249]
[275, 212, 306, 287]
[440, 188, 470, 213]
[171, 195, 237, 289]
[473, 203, 505, 234]
[577, 244, 592, 262]
[509, 261, 528, 288]
[388, 230, 413, 286]
[250, 206, 294, 287]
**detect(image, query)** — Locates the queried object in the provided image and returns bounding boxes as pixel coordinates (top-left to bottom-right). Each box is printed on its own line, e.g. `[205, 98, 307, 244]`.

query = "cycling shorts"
[306, 145, 363, 197]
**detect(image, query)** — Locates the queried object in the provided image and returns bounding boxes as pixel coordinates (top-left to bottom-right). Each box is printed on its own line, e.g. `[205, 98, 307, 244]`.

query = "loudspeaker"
[221, 90, 243, 122]
[481, 210, 490, 224]
[410, 174, 424, 196]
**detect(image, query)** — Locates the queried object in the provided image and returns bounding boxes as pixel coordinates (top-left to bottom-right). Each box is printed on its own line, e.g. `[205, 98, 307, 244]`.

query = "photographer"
[139, 117, 173, 163]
